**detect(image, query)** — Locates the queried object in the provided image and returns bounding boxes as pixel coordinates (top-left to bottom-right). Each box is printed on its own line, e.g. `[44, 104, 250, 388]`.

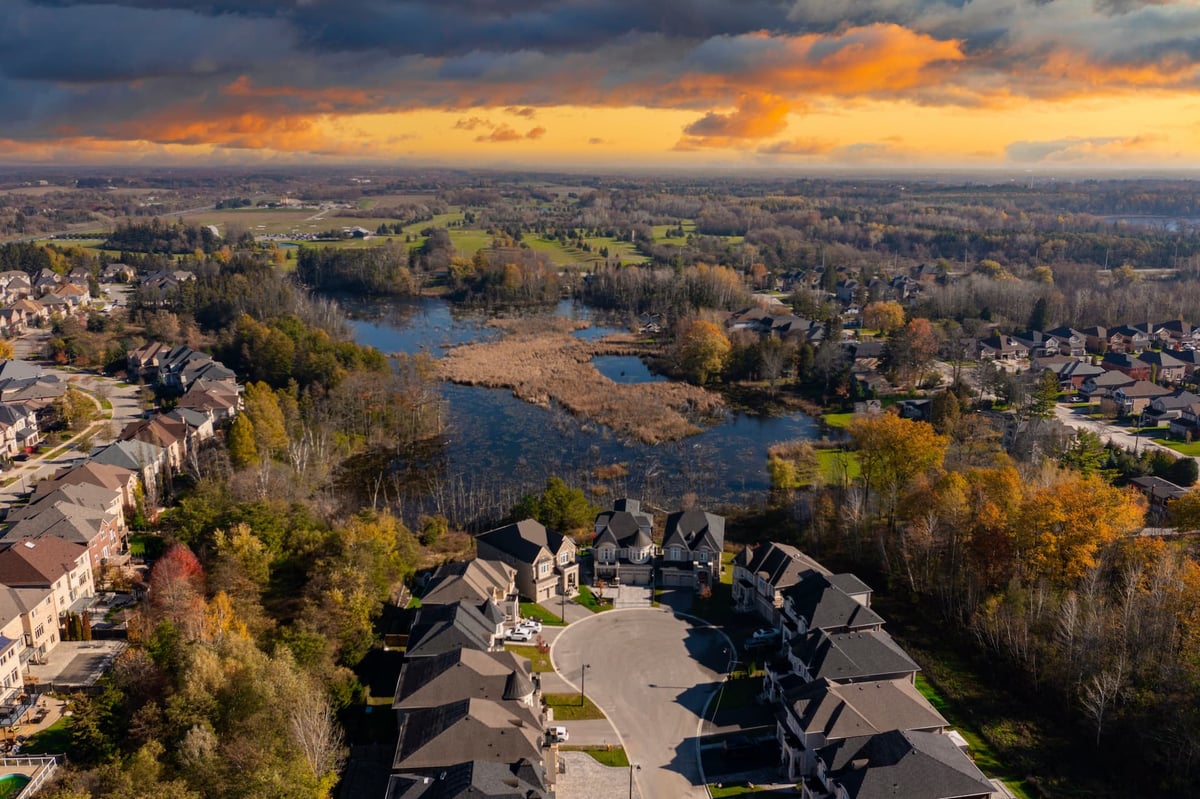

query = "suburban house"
[1129, 476, 1190, 523]
[393, 649, 539, 717]
[1105, 325, 1151, 354]
[404, 600, 504, 659]
[805, 729, 995, 799]
[89, 439, 167, 497]
[1081, 369, 1134, 401]
[100, 264, 137, 283]
[780, 572, 882, 641]
[16, 482, 126, 530]
[391, 697, 546, 778]
[1044, 326, 1089, 357]
[776, 677, 948, 783]
[1052, 360, 1104, 391]
[1137, 349, 1187, 383]
[1157, 319, 1200, 350]
[475, 519, 578, 602]
[119, 416, 190, 472]
[1141, 390, 1200, 428]
[164, 407, 217, 448]
[0, 403, 40, 457]
[977, 335, 1028, 362]
[659, 508, 725, 590]
[593, 498, 655, 586]
[1101, 352, 1152, 381]
[0, 589, 30, 701]
[1113, 380, 1172, 417]
[2, 499, 124, 573]
[37, 462, 139, 510]
[731, 541, 829, 625]
[772, 629, 919, 688]
[419, 559, 519, 621]
[1169, 401, 1200, 441]
[0, 537, 94, 661]
[0, 584, 55, 669]
[177, 379, 243, 422]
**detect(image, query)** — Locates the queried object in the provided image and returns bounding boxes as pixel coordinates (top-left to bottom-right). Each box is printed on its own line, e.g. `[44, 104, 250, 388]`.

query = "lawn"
[559, 745, 630, 767]
[20, 716, 71, 755]
[128, 533, 165, 559]
[821, 412, 855, 429]
[542, 692, 607, 721]
[505, 644, 554, 672]
[915, 675, 1037, 799]
[1153, 437, 1200, 456]
[721, 550, 736, 585]
[448, 229, 496, 257]
[575, 585, 612, 613]
[519, 602, 566, 626]
[816, 449, 861, 483]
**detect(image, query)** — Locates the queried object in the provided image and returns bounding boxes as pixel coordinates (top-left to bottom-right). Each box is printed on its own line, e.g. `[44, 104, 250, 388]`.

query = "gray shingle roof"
[739, 542, 828, 589]
[792, 629, 919, 684]
[476, 519, 568, 564]
[663, 509, 724, 553]
[394, 649, 534, 711]
[783, 572, 884, 633]
[785, 678, 946, 744]
[392, 698, 542, 771]
[820, 729, 994, 799]
[386, 759, 548, 799]
[405, 601, 497, 659]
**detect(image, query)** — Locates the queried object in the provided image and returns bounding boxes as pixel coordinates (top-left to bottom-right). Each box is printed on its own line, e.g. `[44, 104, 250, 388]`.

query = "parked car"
[505, 627, 534, 642]
[518, 619, 543, 634]
[750, 628, 780, 641]
[742, 636, 775, 652]
[546, 726, 569, 743]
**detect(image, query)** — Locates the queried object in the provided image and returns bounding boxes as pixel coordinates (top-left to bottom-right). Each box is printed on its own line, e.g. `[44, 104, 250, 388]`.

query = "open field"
[438, 318, 722, 443]
[448, 229, 496, 256]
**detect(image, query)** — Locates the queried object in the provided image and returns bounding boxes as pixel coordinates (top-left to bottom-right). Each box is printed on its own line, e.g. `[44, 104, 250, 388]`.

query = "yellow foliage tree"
[677, 319, 731, 385]
[849, 412, 949, 526]
[862, 300, 905, 333]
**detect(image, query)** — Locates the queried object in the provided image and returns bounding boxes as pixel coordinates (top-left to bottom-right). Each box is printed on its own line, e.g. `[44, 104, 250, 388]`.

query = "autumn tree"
[675, 318, 731, 385]
[227, 414, 257, 469]
[862, 300, 905, 333]
[148, 543, 207, 640]
[848, 412, 949, 541]
[882, 318, 939, 386]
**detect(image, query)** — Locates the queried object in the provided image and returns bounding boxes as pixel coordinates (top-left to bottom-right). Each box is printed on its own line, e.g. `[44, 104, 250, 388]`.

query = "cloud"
[506, 106, 538, 117]
[757, 138, 835, 156]
[1005, 134, 1163, 162]
[588, 137, 605, 145]
[474, 124, 545, 143]
[454, 116, 492, 130]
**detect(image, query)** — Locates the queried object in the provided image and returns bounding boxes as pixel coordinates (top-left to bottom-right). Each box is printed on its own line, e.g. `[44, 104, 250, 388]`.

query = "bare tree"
[1080, 659, 1126, 747]
[289, 689, 346, 782]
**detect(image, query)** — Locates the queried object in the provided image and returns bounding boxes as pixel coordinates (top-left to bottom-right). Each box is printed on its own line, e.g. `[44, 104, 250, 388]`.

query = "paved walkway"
[613, 585, 652, 609]
[556, 752, 641, 799]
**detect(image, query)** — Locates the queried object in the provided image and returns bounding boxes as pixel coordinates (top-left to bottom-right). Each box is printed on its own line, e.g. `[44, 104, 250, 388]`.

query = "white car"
[518, 619, 543, 634]
[505, 627, 534, 642]
[547, 726, 569, 743]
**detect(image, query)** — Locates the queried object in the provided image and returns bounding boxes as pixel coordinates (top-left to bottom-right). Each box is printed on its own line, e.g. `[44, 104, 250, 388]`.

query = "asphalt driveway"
[551, 609, 732, 799]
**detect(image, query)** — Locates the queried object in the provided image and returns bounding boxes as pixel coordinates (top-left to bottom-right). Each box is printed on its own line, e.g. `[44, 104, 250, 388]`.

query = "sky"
[4, 0, 1200, 169]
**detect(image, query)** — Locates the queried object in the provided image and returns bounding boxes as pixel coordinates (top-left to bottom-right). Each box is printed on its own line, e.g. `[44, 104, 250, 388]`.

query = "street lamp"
[581, 663, 591, 706]
[628, 763, 641, 799]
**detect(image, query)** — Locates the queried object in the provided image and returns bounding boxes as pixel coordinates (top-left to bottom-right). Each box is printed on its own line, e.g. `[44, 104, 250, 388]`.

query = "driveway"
[552, 609, 732, 799]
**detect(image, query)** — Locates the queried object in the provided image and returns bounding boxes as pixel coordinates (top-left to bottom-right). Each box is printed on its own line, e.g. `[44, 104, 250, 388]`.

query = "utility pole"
[581, 663, 590, 706]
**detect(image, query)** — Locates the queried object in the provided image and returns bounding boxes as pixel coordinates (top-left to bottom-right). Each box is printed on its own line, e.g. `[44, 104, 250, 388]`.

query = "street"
[551, 609, 731, 799]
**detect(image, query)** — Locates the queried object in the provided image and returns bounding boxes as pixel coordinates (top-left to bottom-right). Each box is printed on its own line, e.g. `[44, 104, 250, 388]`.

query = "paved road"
[552, 609, 731, 799]
[1053, 404, 1191, 462]
[0, 370, 144, 501]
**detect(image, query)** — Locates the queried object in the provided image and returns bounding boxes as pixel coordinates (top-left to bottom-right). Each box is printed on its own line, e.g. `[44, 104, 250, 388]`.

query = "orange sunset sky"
[3, 0, 1200, 168]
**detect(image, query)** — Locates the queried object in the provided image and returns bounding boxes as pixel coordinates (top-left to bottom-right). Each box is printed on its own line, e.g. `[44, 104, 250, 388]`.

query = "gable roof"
[89, 439, 164, 472]
[405, 601, 497, 658]
[0, 536, 87, 586]
[2, 503, 113, 546]
[37, 462, 135, 497]
[1116, 380, 1172, 399]
[593, 508, 652, 550]
[421, 559, 516, 607]
[1090, 370, 1134, 388]
[663, 509, 725, 553]
[819, 729, 994, 799]
[1138, 349, 1186, 369]
[393, 698, 542, 771]
[786, 678, 947, 744]
[783, 572, 885, 633]
[737, 542, 829, 590]
[475, 519, 568, 564]
[791, 629, 919, 683]
[394, 649, 534, 711]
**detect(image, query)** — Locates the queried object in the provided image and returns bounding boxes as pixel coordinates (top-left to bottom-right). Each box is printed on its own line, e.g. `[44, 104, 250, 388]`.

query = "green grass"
[1153, 437, 1200, 456]
[721, 550, 736, 586]
[816, 449, 861, 483]
[405, 596, 422, 610]
[448, 229, 496, 256]
[575, 585, 612, 613]
[127, 533, 164, 559]
[690, 580, 735, 626]
[505, 644, 553, 672]
[821, 412, 855, 429]
[560, 745, 630, 768]
[915, 674, 1038, 799]
[543, 693, 607, 721]
[519, 602, 566, 626]
[20, 716, 71, 755]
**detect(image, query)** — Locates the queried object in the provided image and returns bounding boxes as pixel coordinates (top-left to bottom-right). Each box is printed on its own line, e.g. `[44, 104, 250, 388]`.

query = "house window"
[34, 624, 43, 639]
[697, 550, 709, 563]
[670, 547, 682, 561]
[539, 561, 551, 576]
[6, 670, 13, 687]
[559, 552, 570, 565]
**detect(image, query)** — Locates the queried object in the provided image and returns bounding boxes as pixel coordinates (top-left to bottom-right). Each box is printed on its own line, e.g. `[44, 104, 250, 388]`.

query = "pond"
[591, 355, 665, 384]
[348, 296, 817, 514]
